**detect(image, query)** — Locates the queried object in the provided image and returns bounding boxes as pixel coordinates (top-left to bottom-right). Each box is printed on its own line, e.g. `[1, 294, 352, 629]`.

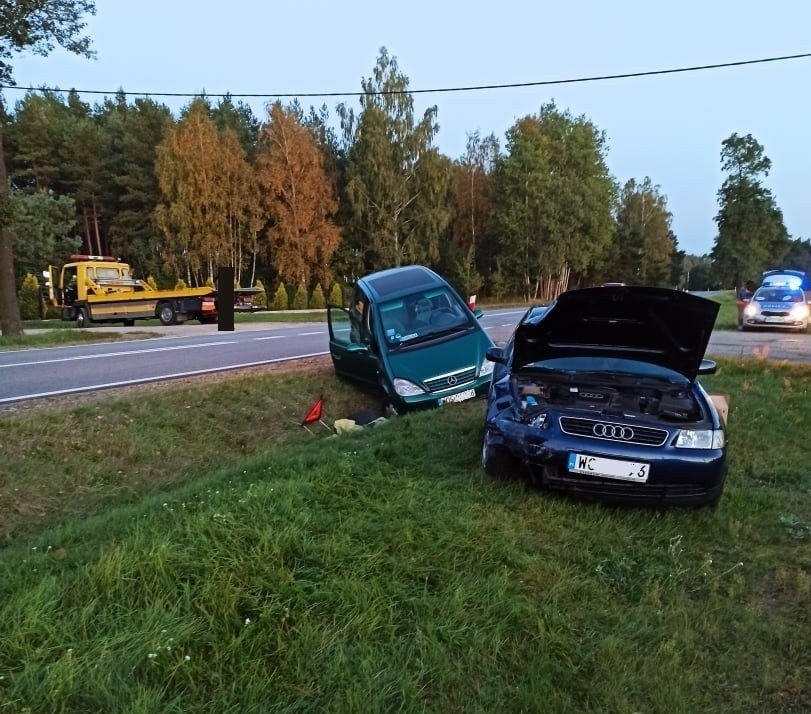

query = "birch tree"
[340, 47, 450, 271]
[155, 98, 259, 285]
[255, 101, 340, 288]
[449, 131, 499, 296]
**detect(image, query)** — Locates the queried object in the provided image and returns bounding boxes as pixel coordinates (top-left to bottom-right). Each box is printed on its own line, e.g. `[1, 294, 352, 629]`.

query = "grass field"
[0, 357, 809, 711]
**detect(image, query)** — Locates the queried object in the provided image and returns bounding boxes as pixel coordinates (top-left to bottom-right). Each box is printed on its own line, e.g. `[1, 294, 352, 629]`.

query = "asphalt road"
[2, 308, 809, 404]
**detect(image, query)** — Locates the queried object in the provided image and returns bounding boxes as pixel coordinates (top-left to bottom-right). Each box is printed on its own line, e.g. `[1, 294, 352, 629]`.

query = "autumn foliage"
[256, 102, 340, 290]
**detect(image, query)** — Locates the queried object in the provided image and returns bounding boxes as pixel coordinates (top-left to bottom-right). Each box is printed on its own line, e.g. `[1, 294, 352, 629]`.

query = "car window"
[754, 289, 803, 302]
[379, 287, 473, 349]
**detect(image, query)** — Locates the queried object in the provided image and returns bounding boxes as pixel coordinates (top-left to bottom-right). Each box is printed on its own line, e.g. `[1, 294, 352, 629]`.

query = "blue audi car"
[482, 286, 727, 507]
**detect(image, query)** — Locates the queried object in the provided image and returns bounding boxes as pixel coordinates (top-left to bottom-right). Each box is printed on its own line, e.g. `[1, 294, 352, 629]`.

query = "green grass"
[0, 358, 809, 711]
[1, 328, 162, 349]
[710, 290, 739, 330]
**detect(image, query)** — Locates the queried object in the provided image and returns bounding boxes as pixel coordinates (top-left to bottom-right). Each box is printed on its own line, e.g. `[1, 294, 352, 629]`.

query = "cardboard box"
[709, 394, 729, 426]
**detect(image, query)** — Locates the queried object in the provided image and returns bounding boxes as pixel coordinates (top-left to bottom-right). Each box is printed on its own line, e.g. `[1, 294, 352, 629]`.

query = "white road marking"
[297, 331, 324, 336]
[0, 341, 238, 368]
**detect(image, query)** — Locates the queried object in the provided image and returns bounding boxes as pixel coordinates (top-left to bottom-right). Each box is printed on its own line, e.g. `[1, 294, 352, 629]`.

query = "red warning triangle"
[301, 396, 324, 426]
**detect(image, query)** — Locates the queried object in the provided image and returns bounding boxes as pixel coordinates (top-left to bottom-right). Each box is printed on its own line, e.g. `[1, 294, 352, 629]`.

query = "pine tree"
[271, 283, 288, 311]
[310, 283, 326, 309]
[292, 283, 308, 310]
[329, 282, 344, 307]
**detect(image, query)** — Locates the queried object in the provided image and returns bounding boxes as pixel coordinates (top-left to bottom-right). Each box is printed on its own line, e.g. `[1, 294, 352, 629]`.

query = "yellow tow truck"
[43, 255, 221, 327]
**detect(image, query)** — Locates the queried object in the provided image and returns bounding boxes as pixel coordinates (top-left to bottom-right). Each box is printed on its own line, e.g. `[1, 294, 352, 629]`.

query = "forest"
[4, 48, 810, 310]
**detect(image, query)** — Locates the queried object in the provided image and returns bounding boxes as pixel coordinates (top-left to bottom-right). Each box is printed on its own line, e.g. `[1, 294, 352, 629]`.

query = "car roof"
[359, 265, 448, 302]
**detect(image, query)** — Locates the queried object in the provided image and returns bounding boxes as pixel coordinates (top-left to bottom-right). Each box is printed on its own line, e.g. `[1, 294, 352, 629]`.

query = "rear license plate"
[438, 388, 476, 406]
[567, 453, 649, 483]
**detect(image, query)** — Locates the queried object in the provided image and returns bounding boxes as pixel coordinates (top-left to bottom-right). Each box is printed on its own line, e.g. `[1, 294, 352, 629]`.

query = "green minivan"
[327, 265, 495, 413]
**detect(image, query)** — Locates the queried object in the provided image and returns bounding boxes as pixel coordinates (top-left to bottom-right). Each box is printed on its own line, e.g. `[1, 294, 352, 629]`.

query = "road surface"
[2, 309, 809, 405]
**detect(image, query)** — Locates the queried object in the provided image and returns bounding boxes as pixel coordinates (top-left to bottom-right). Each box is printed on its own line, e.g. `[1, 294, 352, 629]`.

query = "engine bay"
[513, 372, 702, 422]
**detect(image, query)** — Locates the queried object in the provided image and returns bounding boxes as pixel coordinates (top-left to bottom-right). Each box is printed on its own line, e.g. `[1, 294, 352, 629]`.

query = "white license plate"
[568, 453, 649, 483]
[764, 316, 786, 323]
[438, 388, 476, 405]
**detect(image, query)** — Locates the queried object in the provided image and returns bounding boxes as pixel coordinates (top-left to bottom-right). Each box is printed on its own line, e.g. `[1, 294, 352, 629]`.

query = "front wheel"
[76, 308, 92, 328]
[157, 301, 177, 326]
[482, 430, 519, 480]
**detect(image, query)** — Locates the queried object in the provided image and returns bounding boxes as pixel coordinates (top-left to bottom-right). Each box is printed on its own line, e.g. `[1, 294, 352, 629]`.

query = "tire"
[158, 301, 177, 326]
[481, 430, 519, 480]
[76, 308, 92, 328]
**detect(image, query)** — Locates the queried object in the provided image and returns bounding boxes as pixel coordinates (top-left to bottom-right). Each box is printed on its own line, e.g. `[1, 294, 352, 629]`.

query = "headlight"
[743, 304, 759, 317]
[790, 304, 809, 319]
[393, 378, 426, 397]
[675, 429, 725, 449]
[479, 357, 495, 377]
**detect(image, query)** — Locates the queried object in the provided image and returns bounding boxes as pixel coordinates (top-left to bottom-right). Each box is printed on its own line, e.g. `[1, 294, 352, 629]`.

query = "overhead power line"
[3, 52, 810, 99]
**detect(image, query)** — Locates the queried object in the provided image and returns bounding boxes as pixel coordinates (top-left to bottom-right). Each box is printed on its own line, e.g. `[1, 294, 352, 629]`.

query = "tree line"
[2, 50, 686, 303]
[3, 17, 811, 336]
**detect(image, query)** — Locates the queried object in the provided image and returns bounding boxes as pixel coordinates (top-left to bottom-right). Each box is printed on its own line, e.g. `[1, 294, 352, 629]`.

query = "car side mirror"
[486, 346, 507, 364]
[472, 307, 484, 320]
[698, 359, 717, 376]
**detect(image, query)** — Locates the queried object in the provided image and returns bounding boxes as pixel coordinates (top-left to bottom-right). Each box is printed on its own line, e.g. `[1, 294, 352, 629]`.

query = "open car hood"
[511, 286, 719, 382]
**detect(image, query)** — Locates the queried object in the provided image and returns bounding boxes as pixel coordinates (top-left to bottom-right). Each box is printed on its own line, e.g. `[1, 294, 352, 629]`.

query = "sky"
[7, 0, 811, 257]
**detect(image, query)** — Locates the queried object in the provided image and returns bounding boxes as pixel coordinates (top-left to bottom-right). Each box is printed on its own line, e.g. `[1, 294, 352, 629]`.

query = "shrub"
[253, 279, 268, 310]
[292, 283, 308, 310]
[271, 283, 289, 311]
[18, 273, 43, 320]
[146, 276, 158, 290]
[329, 282, 344, 307]
[174, 278, 187, 290]
[310, 283, 326, 309]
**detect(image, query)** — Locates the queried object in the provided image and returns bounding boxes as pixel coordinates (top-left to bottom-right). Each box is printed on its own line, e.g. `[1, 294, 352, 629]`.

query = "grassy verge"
[0, 329, 163, 350]
[710, 290, 738, 330]
[0, 358, 809, 711]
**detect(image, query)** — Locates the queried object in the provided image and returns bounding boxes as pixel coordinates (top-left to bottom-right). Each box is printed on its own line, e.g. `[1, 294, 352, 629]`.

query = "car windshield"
[378, 287, 473, 349]
[519, 356, 687, 384]
[754, 289, 803, 302]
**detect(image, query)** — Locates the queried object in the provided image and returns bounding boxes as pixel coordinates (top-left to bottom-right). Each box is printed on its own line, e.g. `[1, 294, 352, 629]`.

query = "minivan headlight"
[393, 378, 426, 397]
[675, 429, 725, 449]
[479, 357, 495, 377]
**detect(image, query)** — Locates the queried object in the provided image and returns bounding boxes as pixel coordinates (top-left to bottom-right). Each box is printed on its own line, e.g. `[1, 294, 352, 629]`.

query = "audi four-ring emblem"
[593, 423, 634, 440]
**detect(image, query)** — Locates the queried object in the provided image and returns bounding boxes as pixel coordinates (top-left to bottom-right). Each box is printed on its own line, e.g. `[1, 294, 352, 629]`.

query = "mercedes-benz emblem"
[593, 423, 634, 440]
[447, 375, 458, 386]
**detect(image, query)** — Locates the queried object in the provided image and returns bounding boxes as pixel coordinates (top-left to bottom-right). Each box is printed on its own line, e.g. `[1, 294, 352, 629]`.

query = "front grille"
[761, 310, 789, 317]
[425, 366, 477, 393]
[559, 417, 668, 447]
